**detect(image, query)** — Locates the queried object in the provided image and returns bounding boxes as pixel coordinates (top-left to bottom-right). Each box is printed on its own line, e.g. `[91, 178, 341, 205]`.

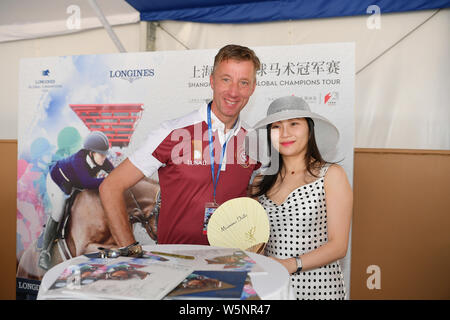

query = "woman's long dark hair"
[252, 117, 329, 197]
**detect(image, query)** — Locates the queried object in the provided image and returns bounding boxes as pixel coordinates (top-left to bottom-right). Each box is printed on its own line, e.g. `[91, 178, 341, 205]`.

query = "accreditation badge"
[203, 202, 219, 235]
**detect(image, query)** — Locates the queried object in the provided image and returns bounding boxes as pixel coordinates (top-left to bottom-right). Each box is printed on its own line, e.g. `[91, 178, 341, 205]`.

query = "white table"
[37, 244, 294, 300]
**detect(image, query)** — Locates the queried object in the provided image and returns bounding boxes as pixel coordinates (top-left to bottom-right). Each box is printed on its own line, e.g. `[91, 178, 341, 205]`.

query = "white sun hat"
[253, 95, 340, 162]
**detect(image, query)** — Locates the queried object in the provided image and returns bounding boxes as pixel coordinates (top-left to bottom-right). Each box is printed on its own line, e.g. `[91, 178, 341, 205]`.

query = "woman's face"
[270, 118, 309, 157]
[92, 152, 107, 166]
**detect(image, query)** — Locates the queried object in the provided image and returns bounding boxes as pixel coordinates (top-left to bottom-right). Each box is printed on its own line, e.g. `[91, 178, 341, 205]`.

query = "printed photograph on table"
[167, 270, 248, 299]
[167, 271, 236, 298]
[170, 248, 267, 274]
[40, 259, 193, 300]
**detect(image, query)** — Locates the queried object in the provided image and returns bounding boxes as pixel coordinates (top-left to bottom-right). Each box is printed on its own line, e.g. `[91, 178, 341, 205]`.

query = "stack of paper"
[39, 258, 193, 300]
[40, 247, 264, 300]
[168, 248, 267, 275]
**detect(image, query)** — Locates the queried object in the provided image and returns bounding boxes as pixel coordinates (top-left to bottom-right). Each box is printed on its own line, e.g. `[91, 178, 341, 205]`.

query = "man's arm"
[99, 158, 144, 247]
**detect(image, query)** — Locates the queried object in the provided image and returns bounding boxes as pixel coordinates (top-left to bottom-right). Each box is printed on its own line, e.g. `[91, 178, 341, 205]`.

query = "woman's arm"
[270, 164, 353, 274]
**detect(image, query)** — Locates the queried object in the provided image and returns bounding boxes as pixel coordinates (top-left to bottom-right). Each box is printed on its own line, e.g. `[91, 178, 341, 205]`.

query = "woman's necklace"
[288, 168, 302, 175]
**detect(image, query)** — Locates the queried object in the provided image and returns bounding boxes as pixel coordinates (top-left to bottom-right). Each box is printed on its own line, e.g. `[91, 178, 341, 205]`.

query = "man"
[99, 44, 261, 254]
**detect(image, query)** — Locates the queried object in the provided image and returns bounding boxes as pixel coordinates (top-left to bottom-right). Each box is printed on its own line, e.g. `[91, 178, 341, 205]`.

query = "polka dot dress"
[258, 165, 346, 300]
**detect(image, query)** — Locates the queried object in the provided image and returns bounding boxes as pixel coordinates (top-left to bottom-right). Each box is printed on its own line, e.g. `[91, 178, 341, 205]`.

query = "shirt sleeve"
[129, 108, 202, 177]
[128, 120, 174, 177]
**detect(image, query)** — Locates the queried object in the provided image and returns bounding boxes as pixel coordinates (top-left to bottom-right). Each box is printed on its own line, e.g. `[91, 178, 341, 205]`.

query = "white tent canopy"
[0, 1, 448, 150]
[0, 0, 139, 43]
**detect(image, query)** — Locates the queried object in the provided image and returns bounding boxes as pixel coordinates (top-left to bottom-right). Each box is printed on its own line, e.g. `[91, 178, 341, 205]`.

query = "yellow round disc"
[207, 197, 269, 251]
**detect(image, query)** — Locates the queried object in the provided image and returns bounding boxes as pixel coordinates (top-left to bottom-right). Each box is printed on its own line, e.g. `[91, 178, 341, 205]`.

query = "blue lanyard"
[207, 103, 229, 204]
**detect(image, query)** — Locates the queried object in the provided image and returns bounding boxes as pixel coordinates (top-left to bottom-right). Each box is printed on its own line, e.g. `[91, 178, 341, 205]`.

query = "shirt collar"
[86, 154, 96, 169]
[200, 101, 242, 137]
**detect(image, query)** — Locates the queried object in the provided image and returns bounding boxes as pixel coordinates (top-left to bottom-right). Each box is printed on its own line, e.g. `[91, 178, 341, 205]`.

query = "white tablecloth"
[37, 244, 294, 300]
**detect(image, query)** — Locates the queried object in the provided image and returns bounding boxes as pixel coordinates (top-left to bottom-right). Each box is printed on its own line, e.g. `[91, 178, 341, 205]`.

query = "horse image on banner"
[16, 101, 160, 287]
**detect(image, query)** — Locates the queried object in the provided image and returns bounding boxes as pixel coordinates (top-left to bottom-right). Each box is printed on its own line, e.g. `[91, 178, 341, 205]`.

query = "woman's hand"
[268, 256, 297, 274]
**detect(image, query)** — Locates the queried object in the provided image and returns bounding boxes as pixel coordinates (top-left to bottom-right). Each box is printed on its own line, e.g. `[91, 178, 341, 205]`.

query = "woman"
[38, 131, 114, 270]
[251, 96, 352, 300]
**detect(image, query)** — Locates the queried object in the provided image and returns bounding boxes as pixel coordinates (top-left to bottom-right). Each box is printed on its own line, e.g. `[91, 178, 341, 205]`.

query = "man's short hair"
[212, 44, 261, 76]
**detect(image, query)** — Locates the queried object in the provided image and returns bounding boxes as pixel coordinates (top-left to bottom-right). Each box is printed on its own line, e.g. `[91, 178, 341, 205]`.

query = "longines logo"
[109, 68, 155, 83]
[28, 69, 62, 89]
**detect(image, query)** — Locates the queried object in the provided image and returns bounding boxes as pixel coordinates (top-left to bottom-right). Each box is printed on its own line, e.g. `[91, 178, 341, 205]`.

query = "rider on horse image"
[38, 131, 114, 270]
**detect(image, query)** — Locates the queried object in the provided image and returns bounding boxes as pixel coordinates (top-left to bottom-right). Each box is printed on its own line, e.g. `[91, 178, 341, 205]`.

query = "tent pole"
[356, 9, 440, 75]
[88, 0, 126, 53]
[146, 21, 158, 51]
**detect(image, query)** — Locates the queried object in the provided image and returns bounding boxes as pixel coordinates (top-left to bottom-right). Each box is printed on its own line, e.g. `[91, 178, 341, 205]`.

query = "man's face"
[210, 59, 256, 129]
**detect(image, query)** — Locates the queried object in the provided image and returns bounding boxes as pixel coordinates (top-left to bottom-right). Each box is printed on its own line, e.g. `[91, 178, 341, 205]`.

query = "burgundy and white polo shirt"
[129, 103, 260, 245]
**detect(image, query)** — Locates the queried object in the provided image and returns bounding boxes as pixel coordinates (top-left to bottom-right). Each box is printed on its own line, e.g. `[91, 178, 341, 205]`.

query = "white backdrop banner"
[16, 43, 355, 298]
